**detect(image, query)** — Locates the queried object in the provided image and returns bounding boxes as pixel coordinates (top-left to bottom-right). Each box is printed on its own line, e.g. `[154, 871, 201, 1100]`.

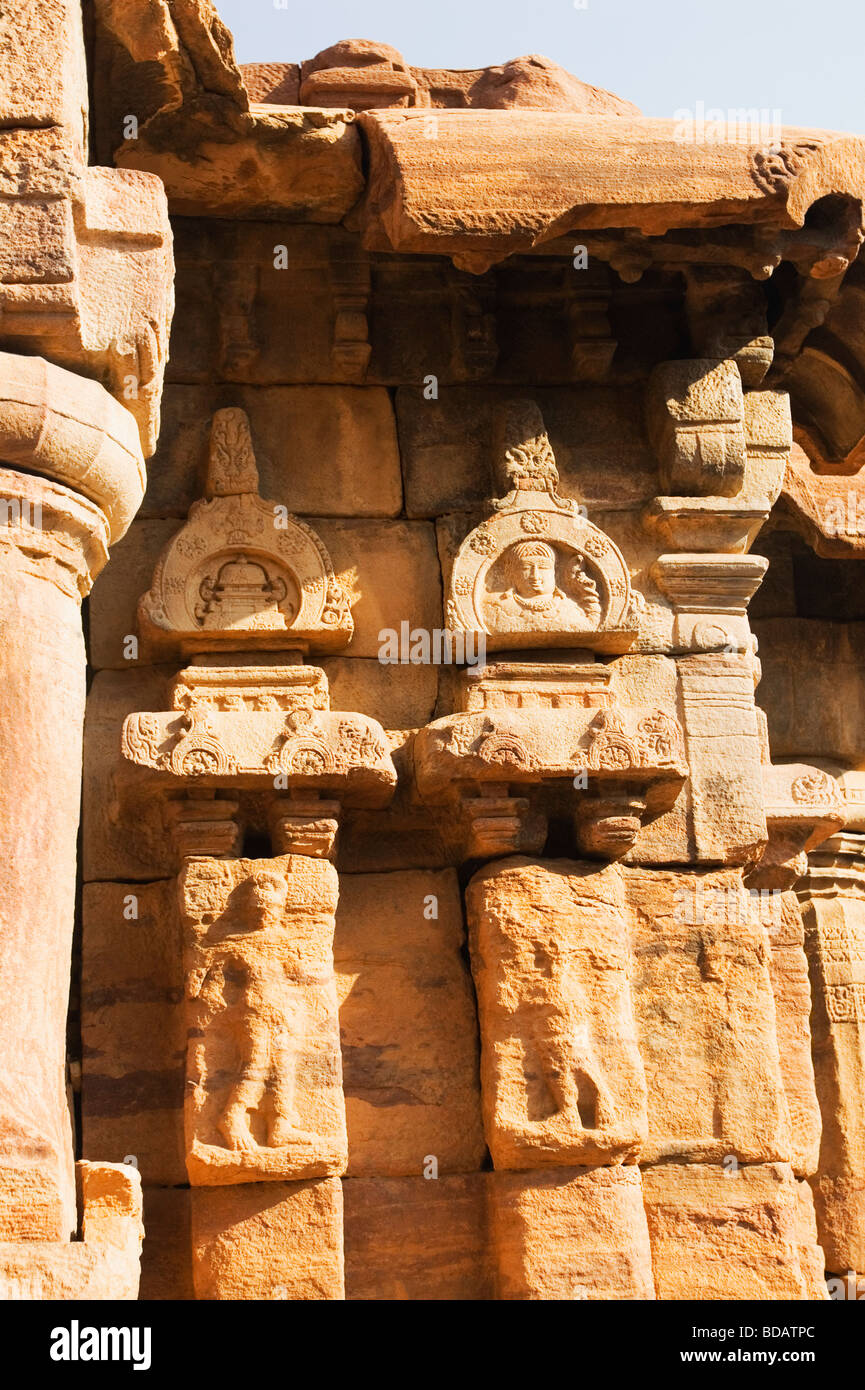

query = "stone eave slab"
[113, 105, 364, 221]
[350, 110, 865, 271]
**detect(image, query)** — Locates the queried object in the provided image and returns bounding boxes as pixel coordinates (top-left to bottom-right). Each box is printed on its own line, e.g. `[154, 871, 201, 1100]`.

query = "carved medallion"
[447, 399, 639, 652]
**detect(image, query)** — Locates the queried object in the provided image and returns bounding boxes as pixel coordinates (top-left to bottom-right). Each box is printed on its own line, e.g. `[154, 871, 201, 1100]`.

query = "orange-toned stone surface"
[490, 1165, 655, 1300]
[353, 110, 865, 273]
[190, 1178, 344, 1300]
[179, 855, 347, 1185]
[343, 1174, 492, 1299]
[81, 878, 185, 1186]
[467, 859, 647, 1168]
[641, 1162, 827, 1301]
[138, 1187, 194, 1300]
[7, 0, 865, 1306]
[0, 1162, 144, 1300]
[334, 869, 485, 1176]
[0, 357, 155, 1252]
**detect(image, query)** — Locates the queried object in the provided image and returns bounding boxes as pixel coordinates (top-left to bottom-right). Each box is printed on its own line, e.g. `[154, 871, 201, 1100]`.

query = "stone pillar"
[745, 759, 845, 1180]
[799, 830, 865, 1278]
[0, 353, 145, 1241]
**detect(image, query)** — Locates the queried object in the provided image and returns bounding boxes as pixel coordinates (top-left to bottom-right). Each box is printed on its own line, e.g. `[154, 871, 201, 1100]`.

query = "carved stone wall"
[4, 0, 865, 1304]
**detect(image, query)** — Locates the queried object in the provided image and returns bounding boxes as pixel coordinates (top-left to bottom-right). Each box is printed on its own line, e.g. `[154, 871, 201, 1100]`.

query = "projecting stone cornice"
[350, 110, 865, 273]
[91, 0, 364, 222]
[90, 5, 865, 295]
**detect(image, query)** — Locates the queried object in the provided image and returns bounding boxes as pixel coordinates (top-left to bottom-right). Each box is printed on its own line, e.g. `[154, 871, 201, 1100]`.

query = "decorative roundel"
[150, 497, 337, 635]
[276, 738, 336, 777]
[475, 733, 533, 768]
[588, 735, 639, 773]
[693, 620, 735, 651]
[449, 503, 633, 641]
[791, 771, 838, 805]
[169, 734, 235, 778]
[137, 407, 355, 653]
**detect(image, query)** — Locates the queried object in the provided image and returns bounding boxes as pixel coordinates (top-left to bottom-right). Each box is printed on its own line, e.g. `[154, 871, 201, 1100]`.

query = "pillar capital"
[0, 352, 145, 546]
[0, 469, 109, 599]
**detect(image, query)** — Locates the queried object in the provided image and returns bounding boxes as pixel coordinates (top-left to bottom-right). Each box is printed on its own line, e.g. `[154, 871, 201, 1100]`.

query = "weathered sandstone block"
[334, 870, 484, 1176]
[285, 41, 640, 116]
[311, 518, 443, 659]
[627, 866, 791, 1164]
[139, 1188, 194, 1301]
[673, 653, 768, 863]
[83, 669, 177, 882]
[467, 858, 647, 1168]
[179, 855, 347, 1184]
[81, 880, 185, 1186]
[141, 385, 403, 520]
[320, 658, 437, 732]
[758, 891, 823, 1176]
[489, 1165, 655, 1300]
[396, 384, 656, 518]
[755, 618, 865, 761]
[353, 109, 865, 270]
[799, 832, 865, 1272]
[0, 0, 88, 141]
[812, 1176, 865, 1275]
[0, 0, 173, 456]
[343, 1174, 492, 1299]
[92, 1, 363, 221]
[641, 1162, 827, 1301]
[0, 1162, 143, 1300]
[191, 1178, 344, 1300]
[467, 858, 791, 1169]
[646, 359, 746, 498]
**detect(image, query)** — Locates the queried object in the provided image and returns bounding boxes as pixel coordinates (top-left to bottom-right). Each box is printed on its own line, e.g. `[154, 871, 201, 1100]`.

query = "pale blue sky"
[216, 0, 864, 135]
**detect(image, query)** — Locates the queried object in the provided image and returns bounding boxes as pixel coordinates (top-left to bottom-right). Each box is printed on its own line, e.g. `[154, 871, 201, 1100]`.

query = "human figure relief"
[190, 869, 318, 1152]
[484, 540, 601, 634]
[528, 1026, 609, 1133]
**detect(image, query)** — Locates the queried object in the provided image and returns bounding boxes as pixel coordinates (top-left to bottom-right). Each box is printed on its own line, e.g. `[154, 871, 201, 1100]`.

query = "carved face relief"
[451, 512, 633, 651]
[243, 869, 289, 926]
[510, 542, 556, 597]
[447, 398, 638, 653]
[483, 539, 604, 633]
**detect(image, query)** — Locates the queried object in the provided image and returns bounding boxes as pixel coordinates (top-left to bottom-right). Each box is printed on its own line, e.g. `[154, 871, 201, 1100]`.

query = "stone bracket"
[414, 661, 686, 863]
[646, 358, 746, 497]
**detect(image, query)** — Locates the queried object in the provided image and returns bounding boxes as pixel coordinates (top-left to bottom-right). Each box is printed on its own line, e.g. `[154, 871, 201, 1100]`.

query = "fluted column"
[0, 353, 145, 1241]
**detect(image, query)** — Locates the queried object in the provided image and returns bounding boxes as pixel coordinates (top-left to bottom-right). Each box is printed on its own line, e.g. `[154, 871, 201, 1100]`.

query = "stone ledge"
[352, 111, 865, 272]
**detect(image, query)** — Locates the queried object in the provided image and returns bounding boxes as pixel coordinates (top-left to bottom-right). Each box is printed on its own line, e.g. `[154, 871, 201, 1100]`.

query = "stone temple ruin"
[1, 0, 865, 1302]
